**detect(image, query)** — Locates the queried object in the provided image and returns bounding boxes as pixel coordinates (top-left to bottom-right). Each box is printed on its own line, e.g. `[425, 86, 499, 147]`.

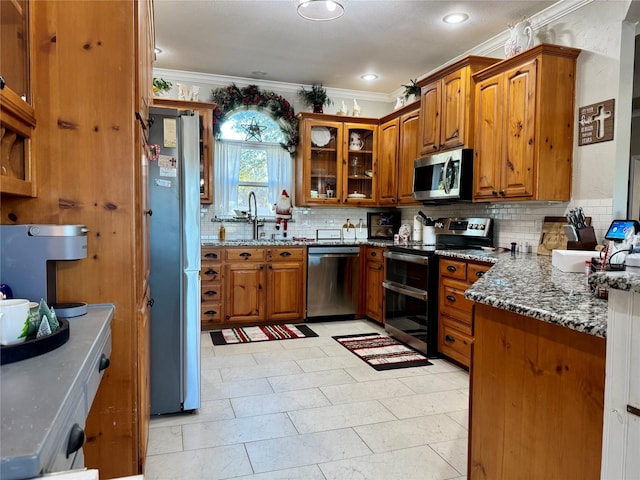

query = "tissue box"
[551, 249, 596, 273]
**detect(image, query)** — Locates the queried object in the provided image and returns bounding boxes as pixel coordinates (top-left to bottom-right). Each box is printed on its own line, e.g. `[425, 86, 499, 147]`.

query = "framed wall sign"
[578, 99, 615, 146]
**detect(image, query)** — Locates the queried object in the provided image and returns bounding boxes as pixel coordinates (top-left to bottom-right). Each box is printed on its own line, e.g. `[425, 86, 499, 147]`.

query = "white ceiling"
[153, 0, 557, 94]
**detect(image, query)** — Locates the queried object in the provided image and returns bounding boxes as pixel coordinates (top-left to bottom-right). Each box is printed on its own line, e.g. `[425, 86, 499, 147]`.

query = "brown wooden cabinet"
[222, 246, 306, 324]
[470, 303, 605, 479]
[418, 56, 498, 156]
[0, 1, 155, 477]
[153, 98, 214, 204]
[295, 113, 377, 206]
[0, 0, 36, 197]
[378, 104, 421, 206]
[438, 256, 491, 367]
[472, 44, 580, 202]
[363, 246, 385, 323]
[200, 246, 223, 329]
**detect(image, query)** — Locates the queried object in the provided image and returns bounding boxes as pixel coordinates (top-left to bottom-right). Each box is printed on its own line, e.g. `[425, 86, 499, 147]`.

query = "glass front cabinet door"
[0, 0, 37, 197]
[342, 123, 376, 205]
[296, 114, 377, 206]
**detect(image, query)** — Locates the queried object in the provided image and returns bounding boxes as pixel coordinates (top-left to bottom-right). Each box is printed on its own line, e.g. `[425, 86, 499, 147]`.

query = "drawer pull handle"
[446, 265, 457, 272]
[476, 271, 485, 278]
[240, 252, 252, 258]
[446, 295, 456, 302]
[445, 334, 455, 343]
[204, 290, 216, 296]
[204, 310, 217, 315]
[147, 298, 155, 307]
[144, 209, 153, 217]
[628, 404, 640, 417]
[204, 252, 218, 259]
[205, 269, 217, 275]
[371, 251, 377, 257]
[99, 354, 111, 372]
[66, 424, 85, 458]
[279, 251, 292, 257]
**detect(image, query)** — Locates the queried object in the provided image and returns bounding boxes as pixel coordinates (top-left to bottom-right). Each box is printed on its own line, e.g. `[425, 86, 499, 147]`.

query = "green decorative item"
[402, 79, 421, 100]
[152, 77, 172, 94]
[298, 83, 333, 113]
[210, 84, 298, 154]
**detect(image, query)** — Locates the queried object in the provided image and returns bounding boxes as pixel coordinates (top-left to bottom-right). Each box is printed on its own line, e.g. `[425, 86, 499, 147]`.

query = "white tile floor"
[146, 320, 469, 480]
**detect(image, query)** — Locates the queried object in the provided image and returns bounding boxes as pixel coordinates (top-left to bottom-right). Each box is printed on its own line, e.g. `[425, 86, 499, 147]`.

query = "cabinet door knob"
[445, 334, 455, 343]
[371, 252, 377, 257]
[99, 354, 111, 372]
[446, 295, 456, 302]
[0, 76, 5, 90]
[446, 265, 457, 272]
[66, 424, 85, 458]
[204, 252, 218, 259]
[476, 271, 485, 278]
[144, 209, 153, 216]
[499, 190, 505, 195]
[492, 190, 498, 195]
[147, 298, 155, 307]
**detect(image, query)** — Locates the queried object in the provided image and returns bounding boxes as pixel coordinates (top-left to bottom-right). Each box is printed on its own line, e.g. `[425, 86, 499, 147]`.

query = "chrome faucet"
[248, 191, 261, 240]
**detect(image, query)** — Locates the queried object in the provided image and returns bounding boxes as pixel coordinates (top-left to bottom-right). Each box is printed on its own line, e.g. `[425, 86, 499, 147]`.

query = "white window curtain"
[214, 140, 292, 216]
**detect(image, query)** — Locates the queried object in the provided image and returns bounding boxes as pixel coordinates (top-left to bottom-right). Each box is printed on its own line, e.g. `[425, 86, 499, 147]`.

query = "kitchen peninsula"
[461, 252, 608, 480]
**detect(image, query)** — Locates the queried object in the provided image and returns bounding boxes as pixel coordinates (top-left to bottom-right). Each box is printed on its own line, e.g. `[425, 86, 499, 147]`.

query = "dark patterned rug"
[210, 324, 318, 345]
[333, 333, 432, 371]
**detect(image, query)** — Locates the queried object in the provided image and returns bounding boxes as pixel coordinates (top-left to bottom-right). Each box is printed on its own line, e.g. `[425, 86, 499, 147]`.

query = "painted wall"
[159, 0, 637, 249]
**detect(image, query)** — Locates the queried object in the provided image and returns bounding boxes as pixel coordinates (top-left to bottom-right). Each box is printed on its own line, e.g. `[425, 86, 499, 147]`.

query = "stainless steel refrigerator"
[148, 106, 201, 415]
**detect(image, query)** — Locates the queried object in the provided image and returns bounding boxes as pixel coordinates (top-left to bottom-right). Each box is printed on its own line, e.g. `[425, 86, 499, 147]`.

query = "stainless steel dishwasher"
[306, 245, 360, 320]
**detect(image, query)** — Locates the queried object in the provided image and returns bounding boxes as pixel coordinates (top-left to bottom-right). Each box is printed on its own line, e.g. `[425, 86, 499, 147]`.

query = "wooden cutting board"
[537, 215, 591, 255]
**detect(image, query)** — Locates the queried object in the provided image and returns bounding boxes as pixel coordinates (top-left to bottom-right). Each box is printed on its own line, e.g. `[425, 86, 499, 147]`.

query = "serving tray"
[0, 319, 70, 365]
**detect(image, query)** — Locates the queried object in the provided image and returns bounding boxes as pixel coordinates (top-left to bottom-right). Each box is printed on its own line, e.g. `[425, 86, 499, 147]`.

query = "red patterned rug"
[210, 324, 318, 345]
[333, 333, 432, 370]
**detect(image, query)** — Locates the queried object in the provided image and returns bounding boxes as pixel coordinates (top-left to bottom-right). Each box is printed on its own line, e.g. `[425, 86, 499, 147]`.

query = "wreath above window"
[210, 84, 298, 154]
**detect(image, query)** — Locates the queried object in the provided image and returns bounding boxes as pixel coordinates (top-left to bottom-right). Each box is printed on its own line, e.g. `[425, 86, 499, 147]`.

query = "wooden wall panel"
[1, 1, 144, 477]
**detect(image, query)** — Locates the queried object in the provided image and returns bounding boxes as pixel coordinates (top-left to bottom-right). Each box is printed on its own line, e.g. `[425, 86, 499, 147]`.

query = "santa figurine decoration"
[274, 189, 293, 235]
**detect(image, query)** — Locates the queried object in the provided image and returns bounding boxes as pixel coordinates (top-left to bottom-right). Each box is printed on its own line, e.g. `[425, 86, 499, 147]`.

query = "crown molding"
[152, 68, 393, 103]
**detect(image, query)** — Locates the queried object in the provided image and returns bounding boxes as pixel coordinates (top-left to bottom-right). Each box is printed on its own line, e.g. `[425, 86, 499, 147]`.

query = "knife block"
[567, 226, 598, 251]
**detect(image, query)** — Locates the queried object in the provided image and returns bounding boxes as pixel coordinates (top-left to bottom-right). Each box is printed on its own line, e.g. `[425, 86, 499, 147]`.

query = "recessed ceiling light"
[361, 74, 378, 81]
[442, 12, 469, 24]
[297, 0, 345, 21]
[154, 47, 163, 55]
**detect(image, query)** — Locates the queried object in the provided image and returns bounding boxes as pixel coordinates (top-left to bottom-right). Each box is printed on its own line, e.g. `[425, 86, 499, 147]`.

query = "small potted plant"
[298, 83, 333, 113]
[152, 77, 172, 96]
[402, 79, 421, 103]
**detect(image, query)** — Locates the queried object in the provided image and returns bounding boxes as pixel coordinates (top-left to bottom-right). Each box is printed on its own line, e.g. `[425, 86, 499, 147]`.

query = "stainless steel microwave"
[412, 148, 473, 203]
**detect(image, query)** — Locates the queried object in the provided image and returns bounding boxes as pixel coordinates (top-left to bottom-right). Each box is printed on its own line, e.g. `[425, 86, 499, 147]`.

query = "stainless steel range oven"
[382, 217, 493, 356]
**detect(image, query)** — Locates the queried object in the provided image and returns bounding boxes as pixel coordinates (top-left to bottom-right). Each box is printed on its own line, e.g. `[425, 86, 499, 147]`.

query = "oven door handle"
[383, 251, 430, 265]
[382, 281, 428, 301]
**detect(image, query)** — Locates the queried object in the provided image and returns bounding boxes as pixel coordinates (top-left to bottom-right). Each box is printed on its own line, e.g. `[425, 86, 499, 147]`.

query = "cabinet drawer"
[267, 247, 305, 261]
[225, 248, 265, 261]
[201, 247, 222, 262]
[366, 247, 385, 263]
[468, 262, 491, 284]
[440, 321, 472, 367]
[85, 329, 112, 415]
[45, 388, 86, 474]
[201, 284, 222, 302]
[440, 258, 467, 280]
[440, 278, 474, 323]
[201, 302, 222, 322]
[201, 265, 222, 282]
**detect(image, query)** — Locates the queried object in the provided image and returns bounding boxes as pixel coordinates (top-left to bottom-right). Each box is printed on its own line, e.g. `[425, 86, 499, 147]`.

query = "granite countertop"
[589, 268, 640, 294]
[202, 239, 394, 248]
[455, 251, 609, 338]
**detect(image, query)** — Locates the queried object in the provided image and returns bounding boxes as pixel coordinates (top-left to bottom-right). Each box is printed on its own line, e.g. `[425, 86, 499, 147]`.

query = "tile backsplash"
[201, 198, 613, 253]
